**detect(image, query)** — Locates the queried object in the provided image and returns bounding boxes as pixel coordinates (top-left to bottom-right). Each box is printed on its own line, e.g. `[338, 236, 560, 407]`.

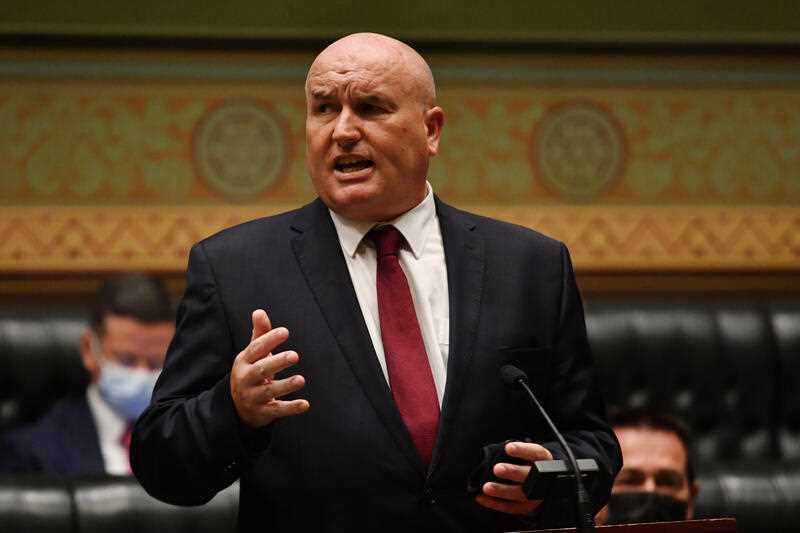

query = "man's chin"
[327, 194, 409, 222]
[328, 199, 385, 222]
[317, 179, 424, 221]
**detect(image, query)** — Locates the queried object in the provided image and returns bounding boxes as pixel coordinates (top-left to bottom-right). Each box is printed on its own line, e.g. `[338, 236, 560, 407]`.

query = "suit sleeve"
[131, 242, 270, 506]
[534, 243, 621, 526]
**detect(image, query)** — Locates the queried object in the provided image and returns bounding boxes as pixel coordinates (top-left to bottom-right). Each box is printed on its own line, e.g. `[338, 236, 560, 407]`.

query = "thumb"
[251, 309, 272, 342]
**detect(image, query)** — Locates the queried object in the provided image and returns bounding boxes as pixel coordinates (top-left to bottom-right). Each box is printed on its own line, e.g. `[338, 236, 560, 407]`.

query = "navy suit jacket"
[132, 198, 621, 532]
[0, 395, 105, 476]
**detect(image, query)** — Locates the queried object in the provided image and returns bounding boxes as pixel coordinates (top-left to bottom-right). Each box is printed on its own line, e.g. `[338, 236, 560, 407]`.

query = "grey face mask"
[605, 491, 689, 524]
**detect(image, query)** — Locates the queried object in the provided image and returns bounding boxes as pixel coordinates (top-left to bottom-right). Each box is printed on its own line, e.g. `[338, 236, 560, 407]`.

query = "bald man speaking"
[132, 33, 620, 532]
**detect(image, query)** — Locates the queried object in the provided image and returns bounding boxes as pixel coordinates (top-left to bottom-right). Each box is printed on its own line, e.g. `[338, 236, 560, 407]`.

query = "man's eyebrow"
[353, 91, 396, 108]
[359, 93, 388, 104]
[309, 88, 334, 99]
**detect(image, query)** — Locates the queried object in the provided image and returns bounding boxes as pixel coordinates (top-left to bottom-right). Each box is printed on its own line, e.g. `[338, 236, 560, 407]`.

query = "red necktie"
[120, 423, 133, 474]
[369, 226, 440, 465]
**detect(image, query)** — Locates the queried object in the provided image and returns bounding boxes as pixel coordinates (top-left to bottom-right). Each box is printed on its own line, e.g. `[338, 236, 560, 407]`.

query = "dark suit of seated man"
[0, 274, 173, 476]
[131, 32, 621, 532]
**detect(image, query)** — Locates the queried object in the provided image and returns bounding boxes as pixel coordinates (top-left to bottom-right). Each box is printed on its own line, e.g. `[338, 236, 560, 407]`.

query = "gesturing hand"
[475, 441, 553, 515]
[230, 309, 309, 428]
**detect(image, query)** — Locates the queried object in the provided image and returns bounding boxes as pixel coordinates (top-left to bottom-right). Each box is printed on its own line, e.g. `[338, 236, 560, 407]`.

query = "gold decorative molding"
[0, 206, 797, 273]
[0, 206, 282, 272]
[479, 205, 800, 271]
[1, 52, 798, 277]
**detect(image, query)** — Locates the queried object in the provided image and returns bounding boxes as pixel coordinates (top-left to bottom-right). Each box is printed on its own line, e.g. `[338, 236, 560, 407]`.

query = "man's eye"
[115, 354, 138, 367]
[317, 103, 334, 113]
[357, 102, 383, 114]
[616, 472, 644, 486]
[655, 472, 684, 489]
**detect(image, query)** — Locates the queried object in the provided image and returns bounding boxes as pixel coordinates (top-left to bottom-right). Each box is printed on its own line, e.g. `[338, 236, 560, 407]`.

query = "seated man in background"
[0, 273, 174, 476]
[597, 408, 700, 525]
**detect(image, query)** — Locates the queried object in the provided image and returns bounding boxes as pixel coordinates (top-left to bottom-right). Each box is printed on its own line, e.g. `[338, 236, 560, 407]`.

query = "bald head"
[304, 32, 445, 221]
[306, 32, 436, 108]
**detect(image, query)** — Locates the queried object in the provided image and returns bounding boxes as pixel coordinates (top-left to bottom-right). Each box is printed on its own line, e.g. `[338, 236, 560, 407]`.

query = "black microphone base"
[523, 458, 599, 500]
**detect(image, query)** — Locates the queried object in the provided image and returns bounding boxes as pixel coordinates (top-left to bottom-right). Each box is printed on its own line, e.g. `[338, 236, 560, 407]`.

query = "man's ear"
[424, 106, 445, 156]
[80, 328, 101, 383]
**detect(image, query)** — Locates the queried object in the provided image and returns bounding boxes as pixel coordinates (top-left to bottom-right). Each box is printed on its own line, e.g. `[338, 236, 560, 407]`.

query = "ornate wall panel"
[0, 51, 798, 273]
[1, 206, 797, 272]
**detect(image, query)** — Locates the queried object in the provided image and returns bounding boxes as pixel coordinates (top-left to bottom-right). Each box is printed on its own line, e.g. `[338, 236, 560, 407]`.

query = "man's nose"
[642, 478, 657, 492]
[332, 108, 361, 147]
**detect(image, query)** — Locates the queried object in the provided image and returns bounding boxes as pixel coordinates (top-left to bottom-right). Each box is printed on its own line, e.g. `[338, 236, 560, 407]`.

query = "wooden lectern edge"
[514, 517, 737, 533]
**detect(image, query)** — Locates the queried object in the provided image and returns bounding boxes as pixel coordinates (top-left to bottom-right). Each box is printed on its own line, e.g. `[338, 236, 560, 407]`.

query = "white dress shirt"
[329, 183, 450, 404]
[86, 384, 130, 475]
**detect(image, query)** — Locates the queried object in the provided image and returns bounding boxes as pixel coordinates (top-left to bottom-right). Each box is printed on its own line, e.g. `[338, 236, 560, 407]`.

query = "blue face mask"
[98, 360, 160, 421]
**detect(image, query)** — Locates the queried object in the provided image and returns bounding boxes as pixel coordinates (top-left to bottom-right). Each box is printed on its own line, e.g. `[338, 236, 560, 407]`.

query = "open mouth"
[334, 158, 374, 174]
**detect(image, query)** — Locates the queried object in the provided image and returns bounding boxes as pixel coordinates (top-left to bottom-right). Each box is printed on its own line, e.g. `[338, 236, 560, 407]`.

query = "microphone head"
[500, 364, 528, 388]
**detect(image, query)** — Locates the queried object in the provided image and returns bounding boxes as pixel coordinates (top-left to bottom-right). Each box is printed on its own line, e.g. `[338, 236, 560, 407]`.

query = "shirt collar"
[86, 383, 127, 439]
[329, 181, 436, 259]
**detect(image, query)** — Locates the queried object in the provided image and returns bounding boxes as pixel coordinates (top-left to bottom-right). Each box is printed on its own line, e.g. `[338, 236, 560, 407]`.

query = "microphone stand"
[502, 365, 595, 532]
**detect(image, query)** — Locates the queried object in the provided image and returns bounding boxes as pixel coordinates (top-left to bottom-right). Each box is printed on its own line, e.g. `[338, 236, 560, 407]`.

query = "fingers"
[236, 393, 310, 429]
[479, 465, 532, 515]
[231, 366, 309, 428]
[264, 398, 310, 419]
[247, 373, 310, 426]
[474, 440, 552, 516]
[232, 314, 309, 428]
[246, 350, 299, 386]
[477, 479, 542, 515]
[490, 442, 551, 485]
[493, 462, 530, 484]
[233, 367, 304, 406]
[251, 309, 272, 342]
[482, 481, 528, 502]
[256, 370, 305, 399]
[505, 441, 553, 462]
[241, 327, 290, 364]
[475, 491, 542, 515]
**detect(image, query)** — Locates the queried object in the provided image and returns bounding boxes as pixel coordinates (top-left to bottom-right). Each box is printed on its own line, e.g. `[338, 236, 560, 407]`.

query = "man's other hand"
[475, 441, 553, 515]
[230, 309, 310, 428]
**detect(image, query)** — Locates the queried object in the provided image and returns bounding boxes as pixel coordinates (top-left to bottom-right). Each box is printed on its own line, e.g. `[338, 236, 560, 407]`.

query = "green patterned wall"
[2, 0, 799, 43]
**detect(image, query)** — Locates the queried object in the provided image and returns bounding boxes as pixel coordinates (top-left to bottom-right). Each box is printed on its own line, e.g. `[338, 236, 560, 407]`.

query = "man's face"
[612, 426, 696, 518]
[305, 39, 443, 221]
[81, 314, 174, 381]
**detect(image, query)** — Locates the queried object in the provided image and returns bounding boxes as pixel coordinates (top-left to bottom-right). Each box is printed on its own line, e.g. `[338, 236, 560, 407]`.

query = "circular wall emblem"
[532, 101, 626, 199]
[193, 100, 288, 199]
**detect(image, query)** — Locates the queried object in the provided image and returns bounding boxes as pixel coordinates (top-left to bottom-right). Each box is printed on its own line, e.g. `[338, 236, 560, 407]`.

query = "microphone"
[500, 364, 595, 532]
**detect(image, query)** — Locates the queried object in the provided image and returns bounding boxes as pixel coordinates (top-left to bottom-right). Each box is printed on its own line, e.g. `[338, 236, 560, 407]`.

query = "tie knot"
[368, 226, 404, 258]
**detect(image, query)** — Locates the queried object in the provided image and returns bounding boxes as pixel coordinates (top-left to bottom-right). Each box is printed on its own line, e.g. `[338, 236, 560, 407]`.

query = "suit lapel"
[431, 199, 485, 471]
[60, 397, 106, 475]
[290, 199, 426, 476]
